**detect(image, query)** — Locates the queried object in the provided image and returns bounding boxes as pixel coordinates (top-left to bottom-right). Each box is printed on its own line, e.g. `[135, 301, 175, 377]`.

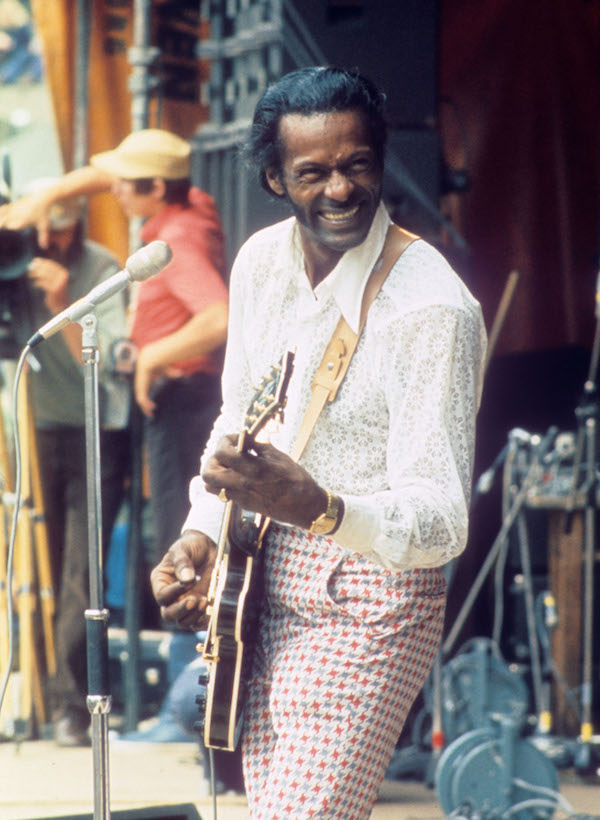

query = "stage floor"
[0, 737, 599, 820]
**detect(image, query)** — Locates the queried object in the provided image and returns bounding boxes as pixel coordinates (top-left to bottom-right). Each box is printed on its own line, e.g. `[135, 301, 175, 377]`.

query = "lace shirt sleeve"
[333, 296, 486, 570]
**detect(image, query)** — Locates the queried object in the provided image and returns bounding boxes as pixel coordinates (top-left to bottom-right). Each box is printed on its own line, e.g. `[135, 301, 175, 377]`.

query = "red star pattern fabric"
[242, 523, 446, 819]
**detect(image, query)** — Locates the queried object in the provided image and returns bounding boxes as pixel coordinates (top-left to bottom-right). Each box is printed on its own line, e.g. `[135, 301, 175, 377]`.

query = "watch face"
[310, 494, 340, 535]
[310, 512, 336, 534]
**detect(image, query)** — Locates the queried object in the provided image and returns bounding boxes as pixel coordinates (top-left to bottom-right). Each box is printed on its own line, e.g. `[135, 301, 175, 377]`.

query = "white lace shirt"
[183, 203, 487, 571]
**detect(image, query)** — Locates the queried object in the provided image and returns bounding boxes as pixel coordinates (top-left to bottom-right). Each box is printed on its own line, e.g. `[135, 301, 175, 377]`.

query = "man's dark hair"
[133, 177, 191, 205]
[244, 66, 388, 196]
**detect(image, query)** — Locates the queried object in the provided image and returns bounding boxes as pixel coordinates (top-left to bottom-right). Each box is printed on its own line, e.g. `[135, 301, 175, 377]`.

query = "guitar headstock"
[244, 351, 295, 439]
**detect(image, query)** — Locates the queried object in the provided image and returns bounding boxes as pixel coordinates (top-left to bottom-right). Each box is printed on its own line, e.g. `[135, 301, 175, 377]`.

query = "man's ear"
[265, 168, 285, 197]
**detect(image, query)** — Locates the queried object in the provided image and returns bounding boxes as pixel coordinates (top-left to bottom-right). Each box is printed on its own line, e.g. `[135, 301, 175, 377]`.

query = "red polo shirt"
[130, 187, 228, 376]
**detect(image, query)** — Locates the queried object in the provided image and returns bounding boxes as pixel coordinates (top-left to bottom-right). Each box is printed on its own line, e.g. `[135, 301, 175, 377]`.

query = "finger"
[134, 381, 156, 417]
[160, 594, 207, 629]
[213, 433, 241, 454]
[247, 438, 275, 457]
[202, 451, 233, 491]
[37, 218, 49, 249]
[152, 578, 190, 607]
[171, 550, 201, 585]
[203, 467, 232, 496]
[212, 443, 262, 478]
[138, 398, 155, 417]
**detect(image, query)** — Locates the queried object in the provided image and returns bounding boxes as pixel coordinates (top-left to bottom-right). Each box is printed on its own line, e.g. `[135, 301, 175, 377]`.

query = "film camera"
[0, 224, 39, 358]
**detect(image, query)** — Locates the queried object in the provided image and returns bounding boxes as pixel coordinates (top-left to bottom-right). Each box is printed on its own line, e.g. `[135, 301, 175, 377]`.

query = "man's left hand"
[134, 344, 183, 417]
[202, 435, 327, 530]
[27, 257, 69, 314]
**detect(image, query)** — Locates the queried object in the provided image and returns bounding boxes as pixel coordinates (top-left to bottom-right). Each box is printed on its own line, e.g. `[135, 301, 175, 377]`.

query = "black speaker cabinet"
[28, 804, 202, 820]
[285, 0, 440, 128]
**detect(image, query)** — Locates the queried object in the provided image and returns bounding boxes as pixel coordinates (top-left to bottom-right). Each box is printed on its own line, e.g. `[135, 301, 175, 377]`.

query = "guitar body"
[201, 353, 294, 751]
[202, 509, 268, 750]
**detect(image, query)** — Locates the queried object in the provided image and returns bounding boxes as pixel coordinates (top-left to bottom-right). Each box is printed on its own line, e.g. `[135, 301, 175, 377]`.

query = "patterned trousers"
[242, 524, 446, 819]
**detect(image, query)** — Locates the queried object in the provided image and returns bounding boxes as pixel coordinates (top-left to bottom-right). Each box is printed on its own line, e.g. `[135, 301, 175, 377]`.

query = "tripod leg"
[574, 417, 597, 773]
[515, 510, 545, 725]
[425, 650, 445, 787]
[13, 506, 48, 734]
[0, 500, 15, 736]
[14, 506, 35, 736]
[13, 371, 51, 737]
[0, 364, 19, 736]
[26, 403, 56, 678]
[0, 364, 54, 736]
[0, 365, 15, 733]
[30, 622, 47, 727]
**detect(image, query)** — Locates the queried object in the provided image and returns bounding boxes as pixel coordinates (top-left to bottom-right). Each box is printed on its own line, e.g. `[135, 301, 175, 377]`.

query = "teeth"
[321, 205, 359, 222]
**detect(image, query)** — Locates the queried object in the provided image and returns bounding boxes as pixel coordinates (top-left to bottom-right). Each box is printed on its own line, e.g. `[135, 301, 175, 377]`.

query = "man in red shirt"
[90, 131, 229, 560]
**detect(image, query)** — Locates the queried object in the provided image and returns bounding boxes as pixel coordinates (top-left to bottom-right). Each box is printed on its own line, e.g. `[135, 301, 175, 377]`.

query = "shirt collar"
[295, 202, 392, 333]
[140, 202, 182, 242]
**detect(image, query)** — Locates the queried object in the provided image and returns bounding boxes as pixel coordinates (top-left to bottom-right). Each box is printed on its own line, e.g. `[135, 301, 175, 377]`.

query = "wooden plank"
[547, 510, 583, 736]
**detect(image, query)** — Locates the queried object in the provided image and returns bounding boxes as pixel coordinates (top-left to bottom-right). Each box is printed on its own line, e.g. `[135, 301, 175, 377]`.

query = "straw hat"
[90, 129, 191, 180]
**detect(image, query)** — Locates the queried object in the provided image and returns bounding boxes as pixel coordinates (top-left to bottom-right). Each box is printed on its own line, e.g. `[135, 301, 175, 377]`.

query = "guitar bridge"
[202, 634, 220, 664]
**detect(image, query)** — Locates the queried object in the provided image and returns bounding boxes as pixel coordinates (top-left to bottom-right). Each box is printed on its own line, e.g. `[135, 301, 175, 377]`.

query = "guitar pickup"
[228, 510, 265, 557]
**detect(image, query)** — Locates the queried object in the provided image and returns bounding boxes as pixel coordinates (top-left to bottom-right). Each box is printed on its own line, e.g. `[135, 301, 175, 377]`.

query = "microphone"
[476, 444, 508, 495]
[508, 427, 532, 445]
[475, 428, 532, 496]
[27, 240, 173, 348]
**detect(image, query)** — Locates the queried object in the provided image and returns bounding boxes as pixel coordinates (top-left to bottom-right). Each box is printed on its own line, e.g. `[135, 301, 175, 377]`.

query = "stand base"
[26, 804, 204, 820]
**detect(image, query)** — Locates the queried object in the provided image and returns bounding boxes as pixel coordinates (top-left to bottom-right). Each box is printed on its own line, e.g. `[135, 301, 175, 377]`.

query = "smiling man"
[265, 109, 383, 278]
[151, 67, 487, 819]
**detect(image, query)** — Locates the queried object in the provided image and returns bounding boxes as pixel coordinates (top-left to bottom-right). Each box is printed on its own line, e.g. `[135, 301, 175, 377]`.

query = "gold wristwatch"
[309, 491, 341, 535]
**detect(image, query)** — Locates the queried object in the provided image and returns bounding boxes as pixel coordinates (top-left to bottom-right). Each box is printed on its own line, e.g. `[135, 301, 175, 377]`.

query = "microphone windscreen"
[126, 240, 173, 281]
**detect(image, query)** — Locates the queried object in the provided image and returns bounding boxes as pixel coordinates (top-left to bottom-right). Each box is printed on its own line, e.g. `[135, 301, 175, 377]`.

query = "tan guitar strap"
[289, 224, 418, 462]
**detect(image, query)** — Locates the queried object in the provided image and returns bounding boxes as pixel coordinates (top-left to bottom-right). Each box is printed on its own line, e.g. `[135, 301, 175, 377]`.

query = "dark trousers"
[36, 426, 130, 719]
[145, 371, 221, 563]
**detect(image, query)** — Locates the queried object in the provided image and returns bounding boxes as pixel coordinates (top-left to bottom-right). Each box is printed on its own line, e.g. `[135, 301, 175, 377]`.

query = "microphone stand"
[563, 293, 600, 774]
[81, 312, 112, 820]
[443, 427, 557, 657]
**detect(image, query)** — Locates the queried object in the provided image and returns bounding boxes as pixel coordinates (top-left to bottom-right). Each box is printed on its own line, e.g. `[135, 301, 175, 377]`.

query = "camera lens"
[0, 226, 36, 281]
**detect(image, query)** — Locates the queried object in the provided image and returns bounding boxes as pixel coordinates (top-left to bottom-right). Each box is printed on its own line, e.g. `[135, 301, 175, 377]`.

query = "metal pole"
[74, 0, 92, 169]
[129, 0, 159, 133]
[119, 0, 160, 733]
[82, 313, 111, 820]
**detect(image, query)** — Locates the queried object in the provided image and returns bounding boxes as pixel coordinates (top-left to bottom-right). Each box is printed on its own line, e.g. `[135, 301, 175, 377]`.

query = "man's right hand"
[150, 530, 217, 630]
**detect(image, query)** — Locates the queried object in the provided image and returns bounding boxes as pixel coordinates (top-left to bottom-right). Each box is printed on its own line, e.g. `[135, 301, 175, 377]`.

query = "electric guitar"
[199, 351, 295, 751]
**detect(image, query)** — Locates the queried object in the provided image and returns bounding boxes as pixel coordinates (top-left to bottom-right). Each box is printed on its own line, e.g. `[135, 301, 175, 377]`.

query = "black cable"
[0, 345, 31, 724]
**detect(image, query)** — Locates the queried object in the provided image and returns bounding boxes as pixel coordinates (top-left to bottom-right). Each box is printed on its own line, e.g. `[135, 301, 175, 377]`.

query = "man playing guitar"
[151, 66, 486, 819]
